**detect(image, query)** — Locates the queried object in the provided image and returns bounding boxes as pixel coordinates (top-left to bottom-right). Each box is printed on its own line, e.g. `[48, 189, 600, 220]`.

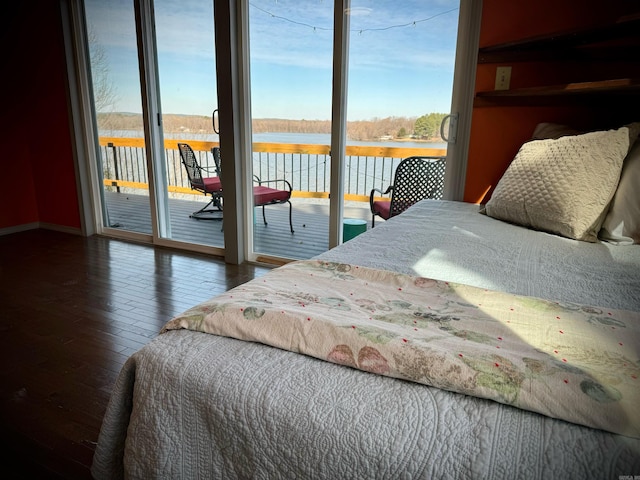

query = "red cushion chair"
[369, 156, 446, 227]
[253, 185, 291, 205]
[178, 143, 223, 220]
[370, 199, 392, 223]
[201, 176, 222, 192]
[212, 147, 294, 233]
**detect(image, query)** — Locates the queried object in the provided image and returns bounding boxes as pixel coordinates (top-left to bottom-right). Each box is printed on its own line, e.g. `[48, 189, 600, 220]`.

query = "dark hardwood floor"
[0, 229, 271, 479]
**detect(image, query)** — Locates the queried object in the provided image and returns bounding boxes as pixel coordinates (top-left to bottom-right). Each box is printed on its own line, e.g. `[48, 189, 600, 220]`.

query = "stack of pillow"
[483, 122, 640, 244]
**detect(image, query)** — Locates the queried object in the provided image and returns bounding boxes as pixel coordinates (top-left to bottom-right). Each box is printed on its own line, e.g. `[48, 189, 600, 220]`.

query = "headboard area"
[467, 2, 640, 204]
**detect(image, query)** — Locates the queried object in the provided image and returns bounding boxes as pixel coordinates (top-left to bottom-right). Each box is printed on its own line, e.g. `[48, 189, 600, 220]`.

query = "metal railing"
[98, 137, 447, 202]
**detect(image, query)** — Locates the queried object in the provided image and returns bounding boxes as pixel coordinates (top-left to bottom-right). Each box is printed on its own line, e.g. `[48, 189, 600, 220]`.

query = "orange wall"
[0, 1, 80, 231]
[465, 0, 640, 203]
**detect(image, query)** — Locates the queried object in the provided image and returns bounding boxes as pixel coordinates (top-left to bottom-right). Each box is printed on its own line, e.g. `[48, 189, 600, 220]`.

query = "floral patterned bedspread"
[162, 260, 640, 438]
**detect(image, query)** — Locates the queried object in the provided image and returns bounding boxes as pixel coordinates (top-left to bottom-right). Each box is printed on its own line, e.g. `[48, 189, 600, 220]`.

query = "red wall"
[465, 0, 640, 203]
[0, 1, 80, 231]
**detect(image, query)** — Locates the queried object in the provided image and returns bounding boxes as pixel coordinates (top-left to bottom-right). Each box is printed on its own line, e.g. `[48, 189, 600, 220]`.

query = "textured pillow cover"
[599, 139, 640, 244]
[484, 127, 630, 242]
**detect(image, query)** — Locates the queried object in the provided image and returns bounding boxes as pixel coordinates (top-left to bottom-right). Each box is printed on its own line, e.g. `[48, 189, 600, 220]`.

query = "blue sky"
[86, 0, 459, 121]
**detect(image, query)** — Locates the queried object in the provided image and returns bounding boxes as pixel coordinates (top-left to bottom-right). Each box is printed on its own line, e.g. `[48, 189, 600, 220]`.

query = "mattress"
[324, 200, 640, 311]
[92, 200, 640, 479]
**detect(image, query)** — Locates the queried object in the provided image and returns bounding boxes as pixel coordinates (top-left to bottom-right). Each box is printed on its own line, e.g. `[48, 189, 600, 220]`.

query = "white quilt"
[92, 200, 640, 479]
[325, 200, 640, 310]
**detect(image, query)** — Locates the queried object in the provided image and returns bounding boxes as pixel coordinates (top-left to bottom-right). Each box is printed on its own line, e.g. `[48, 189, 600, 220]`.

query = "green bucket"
[343, 218, 367, 242]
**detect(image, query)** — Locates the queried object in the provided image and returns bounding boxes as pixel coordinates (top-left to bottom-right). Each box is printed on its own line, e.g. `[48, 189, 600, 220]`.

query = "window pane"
[155, 0, 223, 247]
[85, 0, 153, 235]
[249, 0, 335, 259]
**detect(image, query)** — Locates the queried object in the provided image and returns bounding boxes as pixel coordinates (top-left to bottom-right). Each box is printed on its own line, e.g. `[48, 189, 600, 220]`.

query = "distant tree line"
[97, 112, 447, 142]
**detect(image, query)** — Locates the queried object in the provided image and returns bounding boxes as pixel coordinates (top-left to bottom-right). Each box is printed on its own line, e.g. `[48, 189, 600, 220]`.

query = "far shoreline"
[98, 112, 447, 145]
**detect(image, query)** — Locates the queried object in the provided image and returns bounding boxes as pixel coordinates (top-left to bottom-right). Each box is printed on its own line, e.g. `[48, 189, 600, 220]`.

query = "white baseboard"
[39, 223, 83, 236]
[0, 222, 40, 236]
[0, 222, 82, 237]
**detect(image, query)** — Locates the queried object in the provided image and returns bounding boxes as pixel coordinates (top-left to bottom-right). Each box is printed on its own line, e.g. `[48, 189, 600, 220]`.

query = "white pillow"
[599, 139, 640, 244]
[484, 127, 630, 242]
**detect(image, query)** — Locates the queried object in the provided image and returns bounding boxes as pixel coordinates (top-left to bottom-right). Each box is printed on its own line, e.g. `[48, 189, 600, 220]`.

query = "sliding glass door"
[84, 0, 152, 235]
[76, 0, 474, 263]
[83, 0, 224, 250]
[247, 0, 335, 260]
[244, 0, 462, 260]
[154, 0, 223, 248]
[345, 0, 459, 214]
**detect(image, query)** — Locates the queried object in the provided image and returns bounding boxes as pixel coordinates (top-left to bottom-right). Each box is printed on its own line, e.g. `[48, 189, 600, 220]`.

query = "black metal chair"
[369, 156, 446, 227]
[177, 143, 224, 220]
[212, 147, 295, 234]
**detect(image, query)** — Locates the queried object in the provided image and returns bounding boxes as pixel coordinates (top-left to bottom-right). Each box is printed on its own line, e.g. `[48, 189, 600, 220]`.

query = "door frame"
[444, 0, 482, 201]
[64, 0, 228, 256]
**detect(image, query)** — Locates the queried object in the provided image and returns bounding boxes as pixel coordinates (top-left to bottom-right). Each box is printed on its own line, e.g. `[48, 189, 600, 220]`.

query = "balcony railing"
[98, 137, 446, 203]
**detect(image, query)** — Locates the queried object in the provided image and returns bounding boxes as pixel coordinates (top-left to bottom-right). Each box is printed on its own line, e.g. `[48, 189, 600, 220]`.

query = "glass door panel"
[346, 0, 459, 224]
[154, 0, 223, 248]
[248, 0, 335, 260]
[84, 0, 152, 235]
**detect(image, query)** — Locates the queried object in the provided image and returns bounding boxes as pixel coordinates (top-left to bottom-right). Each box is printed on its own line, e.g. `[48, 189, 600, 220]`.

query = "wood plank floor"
[0, 229, 272, 479]
[104, 191, 374, 259]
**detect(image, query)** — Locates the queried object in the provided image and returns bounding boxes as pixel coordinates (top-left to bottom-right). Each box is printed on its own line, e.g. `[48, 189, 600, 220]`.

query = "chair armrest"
[254, 177, 293, 193]
[369, 186, 392, 212]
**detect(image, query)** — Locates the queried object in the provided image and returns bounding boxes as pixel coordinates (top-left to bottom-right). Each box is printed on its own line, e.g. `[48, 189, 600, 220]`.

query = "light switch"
[495, 66, 512, 90]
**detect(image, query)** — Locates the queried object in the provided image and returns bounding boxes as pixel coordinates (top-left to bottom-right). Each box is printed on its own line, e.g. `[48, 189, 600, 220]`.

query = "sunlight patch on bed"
[448, 281, 639, 434]
[451, 225, 483, 239]
[411, 247, 497, 290]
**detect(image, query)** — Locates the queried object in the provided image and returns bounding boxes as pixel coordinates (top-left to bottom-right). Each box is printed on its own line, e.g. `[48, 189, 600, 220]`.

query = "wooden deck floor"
[104, 191, 375, 259]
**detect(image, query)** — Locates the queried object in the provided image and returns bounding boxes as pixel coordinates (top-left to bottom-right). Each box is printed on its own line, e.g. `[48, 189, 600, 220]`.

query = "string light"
[251, 3, 332, 31]
[353, 8, 458, 32]
[249, 3, 459, 34]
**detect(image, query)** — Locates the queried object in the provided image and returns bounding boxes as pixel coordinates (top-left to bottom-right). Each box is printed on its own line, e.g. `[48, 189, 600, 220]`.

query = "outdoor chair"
[369, 156, 446, 227]
[212, 147, 295, 234]
[178, 143, 223, 220]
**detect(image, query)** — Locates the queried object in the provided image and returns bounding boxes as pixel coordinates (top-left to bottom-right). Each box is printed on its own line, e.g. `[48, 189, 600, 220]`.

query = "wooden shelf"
[476, 78, 640, 99]
[476, 14, 640, 107]
[474, 78, 640, 107]
[478, 15, 640, 63]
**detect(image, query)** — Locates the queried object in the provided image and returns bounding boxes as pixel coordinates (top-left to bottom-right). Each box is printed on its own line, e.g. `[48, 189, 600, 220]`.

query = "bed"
[92, 125, 640, 479]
